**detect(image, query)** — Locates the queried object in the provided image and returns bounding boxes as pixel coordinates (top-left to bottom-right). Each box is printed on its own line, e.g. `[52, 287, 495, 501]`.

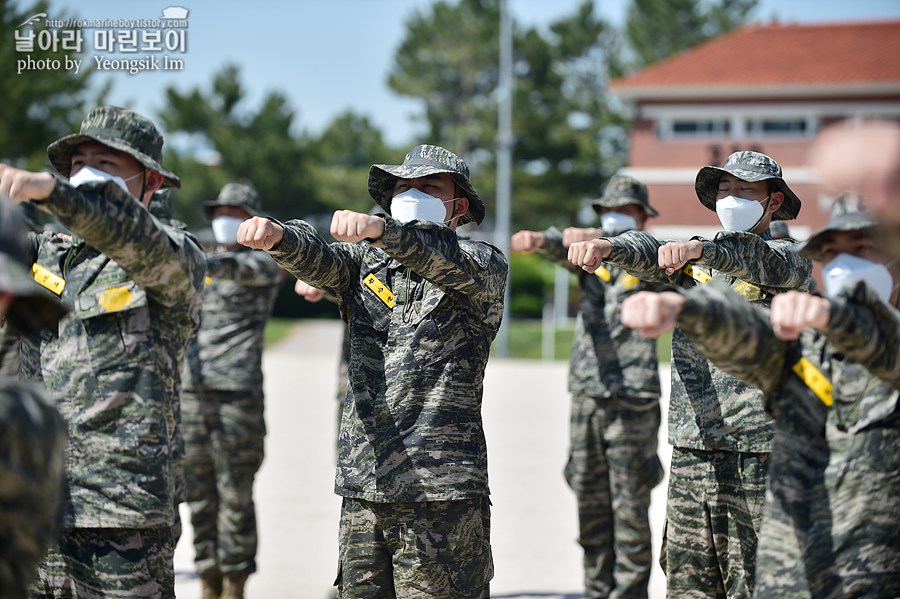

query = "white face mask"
[822, 253, 896, 302]
[211, 215, 244, 245]
[715, 195, 768, 232]
[600, 211, 638, 236]
[390, 187, 456, 225]
[69, 165, 142, 195]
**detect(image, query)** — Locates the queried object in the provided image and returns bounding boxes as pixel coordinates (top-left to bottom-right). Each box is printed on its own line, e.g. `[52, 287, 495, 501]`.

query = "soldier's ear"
[453, 197, 469, 219]
[145, 170, 164, 195]
[768, 190, 785, 215]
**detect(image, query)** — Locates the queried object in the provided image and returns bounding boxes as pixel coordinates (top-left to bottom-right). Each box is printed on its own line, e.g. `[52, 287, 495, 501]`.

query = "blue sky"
[30, 0, 900, 147]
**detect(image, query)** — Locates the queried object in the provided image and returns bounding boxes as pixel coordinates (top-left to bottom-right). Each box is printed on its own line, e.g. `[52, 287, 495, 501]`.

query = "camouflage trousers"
[29, 527, 175, 599]
[335, 497, 493, 598]
[182, 389, 265, 576]
[756, 421, 900, 598]
[563, 394, 663, 599]
[661, 448, 768, 599]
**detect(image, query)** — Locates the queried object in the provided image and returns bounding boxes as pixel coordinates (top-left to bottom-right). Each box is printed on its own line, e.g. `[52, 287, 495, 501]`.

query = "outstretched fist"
[238, 216, 284, 251]
[620, 291, 686, 338]
[568, 238, 613, 272]
[330, 210, 385, 243]
[770, 291, 832, 341]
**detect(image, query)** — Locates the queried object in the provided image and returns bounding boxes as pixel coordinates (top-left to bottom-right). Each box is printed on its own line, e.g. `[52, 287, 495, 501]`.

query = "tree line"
[3, 0, 758, 232]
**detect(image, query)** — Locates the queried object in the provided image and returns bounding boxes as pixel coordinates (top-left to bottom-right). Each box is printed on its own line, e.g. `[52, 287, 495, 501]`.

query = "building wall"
[621, 98, 900, 239]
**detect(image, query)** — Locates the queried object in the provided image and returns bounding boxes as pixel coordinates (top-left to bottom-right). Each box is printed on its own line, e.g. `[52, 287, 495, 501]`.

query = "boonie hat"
[204, 183, 262, 219]
[591, 174, 658, 216]
[368, 145, 484, 226]
[47, 105, 180, 188]
[0, 198, 66, 334]
[794, 193, 881, 262]
[695, 151, 800, 221]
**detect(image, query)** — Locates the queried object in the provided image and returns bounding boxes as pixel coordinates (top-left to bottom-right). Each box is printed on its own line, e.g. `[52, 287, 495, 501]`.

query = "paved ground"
[174, 319, 672, 598]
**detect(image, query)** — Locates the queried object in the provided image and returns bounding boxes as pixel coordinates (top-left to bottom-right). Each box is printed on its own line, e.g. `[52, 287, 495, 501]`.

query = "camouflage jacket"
[606, 229, 814, 452]
[22, 179, 205, 528]
[183, 247, 281, 392]
[539, 227, 660, 400]
[677, 283, 899, 450]
[268, 216, 508, 502]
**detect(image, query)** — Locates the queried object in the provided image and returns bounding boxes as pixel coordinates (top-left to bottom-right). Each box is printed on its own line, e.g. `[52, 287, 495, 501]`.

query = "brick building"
[609, 20, 900, 241]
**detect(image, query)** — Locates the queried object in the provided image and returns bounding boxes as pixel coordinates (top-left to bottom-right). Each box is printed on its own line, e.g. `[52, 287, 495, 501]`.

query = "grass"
[265, 317, 674, 363]
[500, 319, 672, 363]
[263, 317, 298, 347]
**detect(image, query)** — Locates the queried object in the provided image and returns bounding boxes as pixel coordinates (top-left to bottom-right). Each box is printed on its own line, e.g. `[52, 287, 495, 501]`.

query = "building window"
[745, 118, 809, 135]
[670, 119, 731, 136]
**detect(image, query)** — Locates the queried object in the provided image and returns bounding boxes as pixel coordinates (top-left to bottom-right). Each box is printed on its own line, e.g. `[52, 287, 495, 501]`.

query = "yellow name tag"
[683, 265, 765, 300]
[363, 273, 394, 308]
[620, 273, 640, 290]
[792, 357, 833, 407]
[682, 264, 713, 284]
[594, 266, 611, 282]
[32, 263, 66, 295]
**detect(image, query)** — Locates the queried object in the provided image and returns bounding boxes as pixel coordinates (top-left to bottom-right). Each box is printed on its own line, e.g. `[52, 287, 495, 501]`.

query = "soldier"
[568, 151, 814, 599]
[0, 198, 67, 599]
[0, 105, 206, 598]
[619, 198, 900, 597]
[511, 174, 663, 598]
[181, 183, 282, 599]
[238, 145, 507, 598]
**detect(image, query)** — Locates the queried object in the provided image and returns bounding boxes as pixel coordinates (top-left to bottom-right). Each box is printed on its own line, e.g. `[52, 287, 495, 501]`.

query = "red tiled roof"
[611, 20, 900, 97]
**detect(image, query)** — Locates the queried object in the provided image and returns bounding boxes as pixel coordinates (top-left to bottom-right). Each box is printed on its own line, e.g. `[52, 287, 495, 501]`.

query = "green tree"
[306, 111, 398, 216]
[1, 0, 101, 169]
[388, 0, 501, 157]
[158, 64, 319, 227]
[387, 0, 629, 231]
[624, 0, 758, 68]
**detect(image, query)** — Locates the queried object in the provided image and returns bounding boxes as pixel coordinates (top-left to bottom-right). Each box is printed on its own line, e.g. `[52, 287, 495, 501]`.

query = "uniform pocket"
[76, 282, 150, 371]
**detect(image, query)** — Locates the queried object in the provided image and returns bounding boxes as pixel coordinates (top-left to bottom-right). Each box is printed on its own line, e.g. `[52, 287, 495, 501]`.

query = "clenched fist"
[568, 238, 613, 272]
[562, 227, 603, 248]
[0, 164, 55, 204]
[238, 216, 284, 251]
[330, 210, 385, 243]
[620, 291, 686, 338]
[510, 230, 546, 252]
[294, 279, 326, 303]
[658, 240, 703, 275]
[770, 291, 832, 341]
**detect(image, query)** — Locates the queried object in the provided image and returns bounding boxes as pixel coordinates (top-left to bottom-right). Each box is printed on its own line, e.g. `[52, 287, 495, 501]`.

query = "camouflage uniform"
[264, 146, 507, 598]
[0, 198, 67, 599]
[533, 174, 663, 598]
[181, 184, 282, 584]
[603, 152, 813, 598]
[20, 107, 205, 598]
[674, 278, 900, 598]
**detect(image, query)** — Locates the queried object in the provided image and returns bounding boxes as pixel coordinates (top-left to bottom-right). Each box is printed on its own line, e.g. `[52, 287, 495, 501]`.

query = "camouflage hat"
[368, 145, 484, 226]
[695, 151, 800, 220]
[204, 183, 262, 219]
[591, 173, 658, 216]
[0, 197, 66, 334]
[794, 192, 881, 262]
[47, 105, 180, 188]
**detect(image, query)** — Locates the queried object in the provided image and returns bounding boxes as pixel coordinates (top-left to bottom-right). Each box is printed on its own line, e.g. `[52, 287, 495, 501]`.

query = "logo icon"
[16, 12, 46, 28]
[161, 6, 189, 19]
